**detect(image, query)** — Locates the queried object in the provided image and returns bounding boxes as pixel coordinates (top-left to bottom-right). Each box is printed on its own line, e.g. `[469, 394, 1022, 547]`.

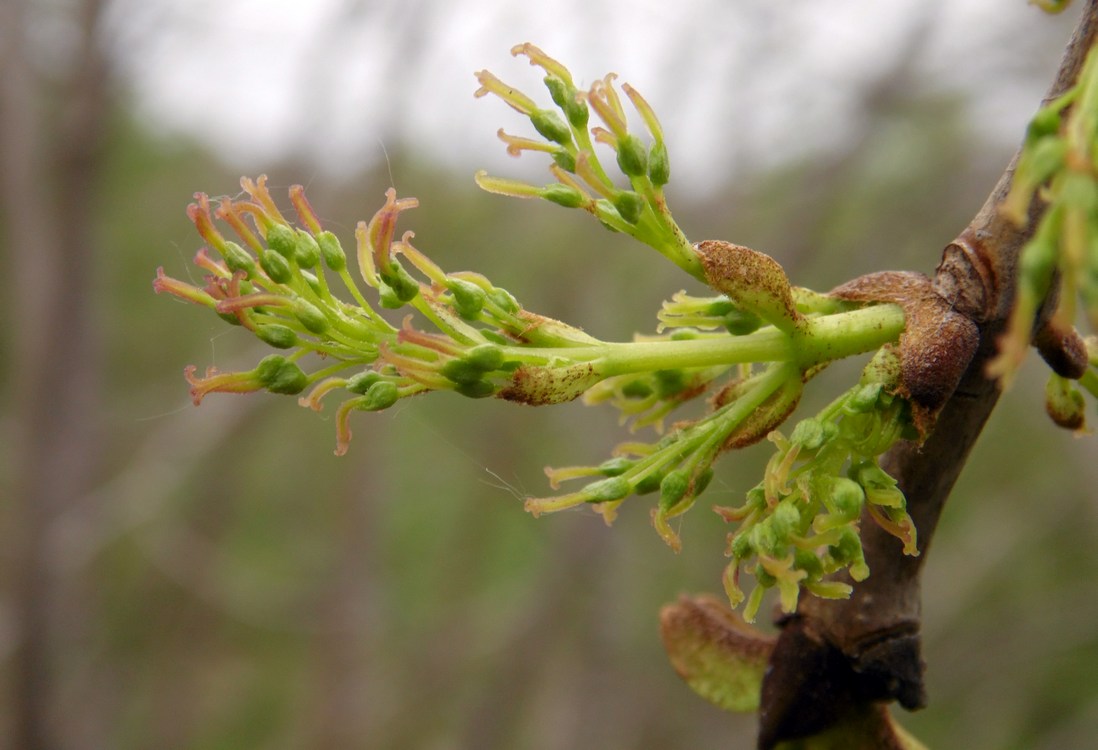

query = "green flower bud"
[378, 282, 403, 309]
[613, 190, 645, 225]
[634, 471, 663, 495]
[693, 467, 714, 496]
[705, 299, 736, 316]
[621, 380, 653, 399]
[217, 312, 244, 326]
[300, 270, 322, 296]
[441, 358, 486, 386]
[488, 287, 520, 314]
[616, 134, 648, 177]
[543, 75, 570, 110]
[846, 383, 883, 413]
[851, 461, 893, 489]
[1026, 106, 1061, 143]
[445, 278, 486, 319]
[382, 260, 419, 303]
[648, 141, 670, 186]
[1045, 373, 1087, 430]
[361, 380, 399, 410]
[789, 418, 827, 450]
[853, 462, 905, 508]
[723, 309, 762, 336]
[294, 300, 329, 334]
[551, 150, 577, 173]
[749, 519, 783, 556]
[466, 343, 505, 372]
[654, 369, 686, 397]
[753, 565, 777, 588]
[346, 371, 381, 395]
[584, 476, 632, 503]
[531, 109, 572, 145]
[729, 532, 753, 560]
[1024, 136, 1068, 187]
[770, 500, 801, 538]
[829, 528, 869, 580]
[544, 75, 588, 129]
[597, 457, 633, 476]
[260, 249, 293, 284]
[265, 223, 298, 258]
[255, 323, 297, 349]
[827, 477, 865, 521]
[255, 355, 307, 395]
[316, 230, 346, 272]
[293, 229, 321, 269]
[455, 379, 496, 399]
[794, 548, 823, 579]
[659, 469, 690, 513]
[542, 184, 585, 208]
[221, 241, 255, 275]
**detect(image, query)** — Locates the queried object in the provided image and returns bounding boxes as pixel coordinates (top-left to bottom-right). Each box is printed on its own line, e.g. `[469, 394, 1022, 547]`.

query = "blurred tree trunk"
[0, 0, 110, 748]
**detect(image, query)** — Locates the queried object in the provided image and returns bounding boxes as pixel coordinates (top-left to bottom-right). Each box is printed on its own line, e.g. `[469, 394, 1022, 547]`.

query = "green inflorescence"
[156, 44, 925, 618]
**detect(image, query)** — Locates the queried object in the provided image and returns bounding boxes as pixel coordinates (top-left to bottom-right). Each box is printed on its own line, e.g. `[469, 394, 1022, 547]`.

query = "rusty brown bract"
[831, 271, 979, 436]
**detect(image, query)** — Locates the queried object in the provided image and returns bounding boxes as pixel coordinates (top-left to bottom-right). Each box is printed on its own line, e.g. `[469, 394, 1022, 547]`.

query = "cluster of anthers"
[157, 44, 933, 619]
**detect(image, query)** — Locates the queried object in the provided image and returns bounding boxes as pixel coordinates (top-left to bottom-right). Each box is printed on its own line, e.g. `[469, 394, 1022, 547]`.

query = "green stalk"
[502, 304, 904, 377]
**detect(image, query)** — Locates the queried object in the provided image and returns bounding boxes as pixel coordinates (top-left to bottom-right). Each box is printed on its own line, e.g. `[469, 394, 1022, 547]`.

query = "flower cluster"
[991, 44, 1098, 428]
[474, 43, 702, 281]
[157, 45, 921, 618]
[714, 348, 919, 621]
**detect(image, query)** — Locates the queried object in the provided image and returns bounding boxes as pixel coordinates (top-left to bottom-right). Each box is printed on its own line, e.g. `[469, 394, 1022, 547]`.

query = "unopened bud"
[789, 418, 827, 450]
[382, 260, 419, 304]
[544, 75, 588, 129]
[441, 359, 486, 386]
[361, 380, 399, 410]
[530, 109, 572, 145]
[488, 287, 520, 314]
[659, 469, 690, 513]
[455, 379, 496, 399]
[584, 476, 631, 503]
[256, 324, 297, 349]
[1045, 373, 1087, 431]
[613, 190, 645, 225]
[542, 184, 585, 208]
[466, 343, 505, 372]
[648, 141, 670, 186]
[293, 229, 321, 269]
[827, 477, 865, 521]
[447, 278, 487, 319]
[346, 371, 381, 395]
[551, 150, 577, 172]
[256, 355, 307, 395]
[221, 241, 255, 275]
[616, 134, 648, 177]
[316, 230, 347, 272]
[294, 300, 329, 334]
[265, 223, 298, 258]
[846, 383, 883, 413]
[260, 249, 293, 284]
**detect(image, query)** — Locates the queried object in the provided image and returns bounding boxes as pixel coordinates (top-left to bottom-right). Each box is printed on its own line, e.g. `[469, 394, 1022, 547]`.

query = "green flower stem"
[792, 303, 906, 369]
[499, 304, 904, 379]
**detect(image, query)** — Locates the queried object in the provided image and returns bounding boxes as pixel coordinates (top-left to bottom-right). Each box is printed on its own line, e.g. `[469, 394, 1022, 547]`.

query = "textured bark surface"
[758, 3, 1098, 746]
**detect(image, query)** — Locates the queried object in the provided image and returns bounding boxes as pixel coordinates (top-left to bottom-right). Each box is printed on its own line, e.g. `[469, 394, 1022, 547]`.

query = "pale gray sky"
[100, 0, 1078, 193]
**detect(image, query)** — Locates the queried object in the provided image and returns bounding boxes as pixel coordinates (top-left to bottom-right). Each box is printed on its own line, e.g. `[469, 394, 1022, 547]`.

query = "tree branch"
[758, 3, 1098, 746]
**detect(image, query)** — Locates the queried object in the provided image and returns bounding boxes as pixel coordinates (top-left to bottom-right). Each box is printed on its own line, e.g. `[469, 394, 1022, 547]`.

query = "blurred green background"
[2, 1, 1097, 749]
